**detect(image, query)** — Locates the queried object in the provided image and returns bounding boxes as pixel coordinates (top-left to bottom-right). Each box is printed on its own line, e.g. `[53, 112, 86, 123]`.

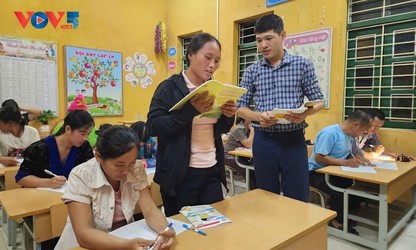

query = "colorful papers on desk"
[341, 166, 377, 173]
[180, 204, 231, 229]
[110, 218, 187, 240]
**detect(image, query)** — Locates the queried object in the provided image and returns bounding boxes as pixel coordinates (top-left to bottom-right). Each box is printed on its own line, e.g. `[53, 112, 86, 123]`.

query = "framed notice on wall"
[64, 46, 123, 116]
[284, 28, 332, 108]
[0, 36, 58, 113]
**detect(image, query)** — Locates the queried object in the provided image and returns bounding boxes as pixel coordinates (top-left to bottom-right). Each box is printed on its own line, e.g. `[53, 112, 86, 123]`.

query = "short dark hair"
[185, 33, 221, 67]
[0, 106, 26, 126]
[95, 125, 139, 160]
[254, 14, 284, 34]
[130, 121, 150, 143]
[347, 110, 372, 127]
[235, 116, 246, 126]
[56, 110, 94, 136]
[366, 108, 385, 121]
[1, 99, 19, 109]
[96, 123, 112, 136]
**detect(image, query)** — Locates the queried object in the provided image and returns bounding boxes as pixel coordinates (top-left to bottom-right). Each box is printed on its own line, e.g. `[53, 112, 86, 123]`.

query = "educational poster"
[284, 28, 332, 108]
[0, 36, 58, 113]
[123, 53, 156, 88]
[65, 46, 122, 116]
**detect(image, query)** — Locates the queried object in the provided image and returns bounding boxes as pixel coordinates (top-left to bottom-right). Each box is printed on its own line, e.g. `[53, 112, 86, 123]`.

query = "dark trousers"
[253, 129, 309, 202]
[309, 171, 363, 223]
[160, 165, 224, 217]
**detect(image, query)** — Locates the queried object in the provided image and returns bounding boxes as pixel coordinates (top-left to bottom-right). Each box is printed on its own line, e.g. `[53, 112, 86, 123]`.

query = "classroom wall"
[0, 0, 168, 127]
[1, 0, 414, 155]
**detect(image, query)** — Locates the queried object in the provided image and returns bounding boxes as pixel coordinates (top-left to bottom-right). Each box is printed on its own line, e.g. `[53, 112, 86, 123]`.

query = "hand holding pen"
[149, 222, 175, 250]
[182, 224, 207, 236]
[44, 169, 66, 188]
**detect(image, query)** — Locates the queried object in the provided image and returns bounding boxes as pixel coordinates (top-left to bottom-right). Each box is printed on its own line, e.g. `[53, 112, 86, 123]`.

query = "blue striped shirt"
[237, 51, 324, 132]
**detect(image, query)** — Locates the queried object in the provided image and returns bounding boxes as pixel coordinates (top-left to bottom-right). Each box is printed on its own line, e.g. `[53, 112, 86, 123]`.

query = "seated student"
[0, 106, 40, 166]
[224, 116, 256, 188]
[51, 94, 98, 148]
[16, 110, 94, 188]
[309, 110, 373, 235]
[131, 121, 157, 168]
[55, 125, 175, 250]
[356, 108, 414, 160]
[1, 99, 42, 125]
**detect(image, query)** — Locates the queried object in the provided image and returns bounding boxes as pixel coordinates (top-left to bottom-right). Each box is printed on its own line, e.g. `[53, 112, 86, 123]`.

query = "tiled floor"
[1, 177, 415, 249]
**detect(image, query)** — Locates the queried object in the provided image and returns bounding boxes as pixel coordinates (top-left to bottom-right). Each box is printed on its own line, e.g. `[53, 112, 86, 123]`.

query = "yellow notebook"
[169, 80, 247, 118]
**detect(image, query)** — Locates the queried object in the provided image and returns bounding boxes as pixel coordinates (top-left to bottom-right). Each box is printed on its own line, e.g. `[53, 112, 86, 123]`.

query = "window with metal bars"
[237, 20, 262, 86]
[181, 36, 194, 71]
[345, 0, 416, 129]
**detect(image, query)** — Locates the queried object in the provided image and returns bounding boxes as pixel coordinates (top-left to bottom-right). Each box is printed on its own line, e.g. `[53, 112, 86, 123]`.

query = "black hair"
[55, 110, 94, 136]
[95, 125, 139, 160]
[185, 33, 221, 67]
[254, 14, 284, 34]
[95, 123, 112, 136]
[0, 106, 26, 127]
[366, 108, 385, 121]
[130, 121, 150, 143]
[347, 110, 372, 127]
[2, 99, 19, 109]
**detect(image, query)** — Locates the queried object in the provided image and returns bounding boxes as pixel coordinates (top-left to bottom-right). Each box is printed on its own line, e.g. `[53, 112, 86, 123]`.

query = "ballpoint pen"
[149, 222, 173, 250]
[44, 169, 59, 177]
[182, 224, 207, 236]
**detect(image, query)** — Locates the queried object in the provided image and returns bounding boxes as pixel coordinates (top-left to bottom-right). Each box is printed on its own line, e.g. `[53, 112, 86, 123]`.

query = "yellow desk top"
[228, 148, 253, 158]
[228, 145, 314, 158]
[316, 161, 416, 185]
[0, 188, 63, 220]
[316, 161, 416, 203]
[72, 189, 335, 250]
[117, 120, 138, 125]
[0, 165, 19, 176]
[171, 189, 335, 249]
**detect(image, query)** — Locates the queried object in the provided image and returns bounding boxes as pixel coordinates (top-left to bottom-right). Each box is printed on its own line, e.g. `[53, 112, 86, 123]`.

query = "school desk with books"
[72, 190, 335, 250]
[169, 80, 247, 118]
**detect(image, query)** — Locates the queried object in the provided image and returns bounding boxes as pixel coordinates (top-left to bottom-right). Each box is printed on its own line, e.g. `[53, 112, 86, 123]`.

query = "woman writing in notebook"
[0, 106, 40, 166]
[15, 110, 94, 188]
[147, 33, 236, 216]
[55, 125, 175, 250]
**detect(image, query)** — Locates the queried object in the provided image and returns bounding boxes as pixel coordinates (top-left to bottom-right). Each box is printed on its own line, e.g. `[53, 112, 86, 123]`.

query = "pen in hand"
[149, 222, 173, 250]
[44, 169, 59, 177]
[182, 224, 207, 236]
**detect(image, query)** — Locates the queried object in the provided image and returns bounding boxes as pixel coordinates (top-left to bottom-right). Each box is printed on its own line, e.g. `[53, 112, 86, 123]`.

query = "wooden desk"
[228, 145, 314, 192]
[174, 189, 335, 249]
[0, 166, 19, 191]
[117, 120, 138, 126]
[72, 189, 336, 250]
[316, 161, 416, 250]
[227, 149, 254, 192]
[0, 188, 64, 249]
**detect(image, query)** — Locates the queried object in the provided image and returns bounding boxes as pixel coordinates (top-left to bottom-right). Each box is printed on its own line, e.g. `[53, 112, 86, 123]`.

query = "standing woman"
[16, 110, 94, 188]
[0, 106, 40, 166]
[146, 33, 236, 216]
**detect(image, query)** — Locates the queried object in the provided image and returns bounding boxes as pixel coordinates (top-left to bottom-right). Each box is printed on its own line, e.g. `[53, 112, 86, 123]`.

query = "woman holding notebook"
[147, 33, 237, 216]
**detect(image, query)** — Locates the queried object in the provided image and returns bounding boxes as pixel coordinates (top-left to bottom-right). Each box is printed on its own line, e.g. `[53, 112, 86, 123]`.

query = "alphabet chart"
[0, 36, 58, 113]
[284, 28, 332, 108]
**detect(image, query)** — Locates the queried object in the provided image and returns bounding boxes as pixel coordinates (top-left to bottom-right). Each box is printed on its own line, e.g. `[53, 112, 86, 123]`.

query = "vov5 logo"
[14, 11, 79, 29]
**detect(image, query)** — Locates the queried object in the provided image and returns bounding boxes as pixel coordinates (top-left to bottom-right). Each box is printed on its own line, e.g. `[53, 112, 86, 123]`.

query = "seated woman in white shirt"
[0, 106, 40, 166]
[55, 125, 175, 250]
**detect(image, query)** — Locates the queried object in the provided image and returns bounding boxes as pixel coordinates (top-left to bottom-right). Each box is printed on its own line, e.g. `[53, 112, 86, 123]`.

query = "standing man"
[237, 14, 324, 202]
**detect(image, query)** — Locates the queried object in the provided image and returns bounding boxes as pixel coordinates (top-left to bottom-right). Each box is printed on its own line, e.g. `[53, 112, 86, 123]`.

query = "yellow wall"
[1, 0, 414, 155]
[0, 0, 167, 127]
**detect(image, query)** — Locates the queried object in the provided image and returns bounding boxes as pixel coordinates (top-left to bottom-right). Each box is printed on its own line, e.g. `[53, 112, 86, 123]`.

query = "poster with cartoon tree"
[64, 46, 122, 116]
